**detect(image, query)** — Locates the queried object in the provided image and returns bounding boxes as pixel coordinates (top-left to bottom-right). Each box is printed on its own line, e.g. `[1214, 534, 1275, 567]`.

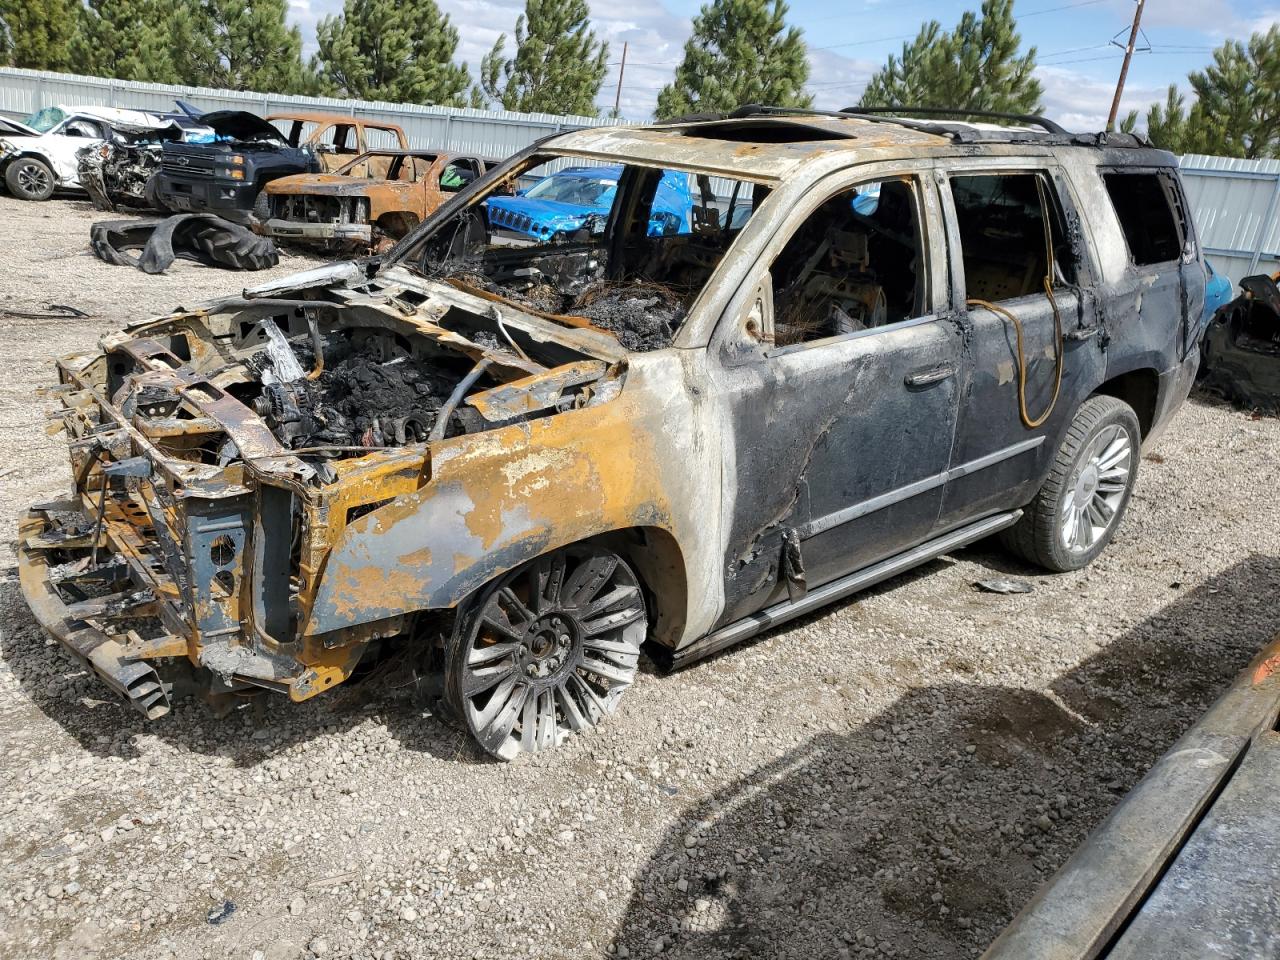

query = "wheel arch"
[1092, 366, 1159, 439]
[435, 526, 689, 651]
[374, 210, 419, 239]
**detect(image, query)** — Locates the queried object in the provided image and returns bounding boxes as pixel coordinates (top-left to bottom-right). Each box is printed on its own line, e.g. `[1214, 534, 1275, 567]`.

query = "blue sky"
[285, 0, 1280, 128]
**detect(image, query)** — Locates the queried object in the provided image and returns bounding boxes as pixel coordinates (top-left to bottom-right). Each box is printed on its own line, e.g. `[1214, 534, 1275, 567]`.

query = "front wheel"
[5, 157, 55, 201]
[445, 546, 648, 760]
[251, 188, 271, 224]
[1001, 395, 1140, 572]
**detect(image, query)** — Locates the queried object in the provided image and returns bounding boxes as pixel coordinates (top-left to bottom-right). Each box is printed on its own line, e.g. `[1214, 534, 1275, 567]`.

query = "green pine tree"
[1135, 29, 1280, 158]
[858, 0, 1043, 116]
[313, 0, 471, 105]
[479, 0, 609, 116]
[1139, 85, 1203, 154]
[655, 0, 811, 119]
[1187, 26, 1280, 158]
[0, 0, 76, 70]
[70, 0, 183, 82]
[173, 0, 311, 94]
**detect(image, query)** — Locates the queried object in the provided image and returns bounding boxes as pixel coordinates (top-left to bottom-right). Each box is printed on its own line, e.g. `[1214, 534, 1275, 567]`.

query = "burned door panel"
[709, 172, 958, 624]
[940, 169, 1104, 527]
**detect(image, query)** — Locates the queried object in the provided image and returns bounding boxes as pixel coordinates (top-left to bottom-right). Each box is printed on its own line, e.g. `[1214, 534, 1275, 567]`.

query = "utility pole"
[613, 42, 628, 118]
[1107, 0, 1146, 130]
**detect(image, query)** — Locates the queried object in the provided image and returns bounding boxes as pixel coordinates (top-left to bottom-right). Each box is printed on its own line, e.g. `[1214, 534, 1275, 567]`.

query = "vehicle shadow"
[609, 555, 1280, 959]
[0, 548, 978, 766]
[0, 577, 490, 765]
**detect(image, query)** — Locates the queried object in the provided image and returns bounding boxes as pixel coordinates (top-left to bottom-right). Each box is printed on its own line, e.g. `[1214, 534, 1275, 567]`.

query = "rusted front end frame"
[17, 340, 418, 715]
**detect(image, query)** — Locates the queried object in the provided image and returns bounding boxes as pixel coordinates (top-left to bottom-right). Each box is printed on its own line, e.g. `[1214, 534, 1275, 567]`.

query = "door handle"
[905, 363, 956, 387]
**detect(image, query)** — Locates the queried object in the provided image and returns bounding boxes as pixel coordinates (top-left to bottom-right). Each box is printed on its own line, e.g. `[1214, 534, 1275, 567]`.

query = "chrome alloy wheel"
[1060, 423, 1133, 554]
[453, 548, 647, 760]
[16, 160, 51, 196]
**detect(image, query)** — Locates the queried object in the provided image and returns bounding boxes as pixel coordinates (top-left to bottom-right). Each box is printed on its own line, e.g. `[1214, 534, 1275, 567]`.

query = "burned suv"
[20, 107, 1206, 759]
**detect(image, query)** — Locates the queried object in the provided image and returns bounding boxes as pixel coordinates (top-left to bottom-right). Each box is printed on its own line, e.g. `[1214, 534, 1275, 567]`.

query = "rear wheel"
[1000, 395, 1140, 572]
[445, 546, 647, 760]
[5, 157, 55, 201]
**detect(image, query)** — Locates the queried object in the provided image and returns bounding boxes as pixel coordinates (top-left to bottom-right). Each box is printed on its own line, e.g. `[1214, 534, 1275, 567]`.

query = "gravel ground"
[0, 194, 1278, 960]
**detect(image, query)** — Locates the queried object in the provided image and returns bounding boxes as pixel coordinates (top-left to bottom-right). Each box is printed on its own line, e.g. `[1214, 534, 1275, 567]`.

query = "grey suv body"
[20, 108, 1205, 759]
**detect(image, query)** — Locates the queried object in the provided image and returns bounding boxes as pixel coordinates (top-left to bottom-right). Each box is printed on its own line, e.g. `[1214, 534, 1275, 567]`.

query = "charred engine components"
[90, 215, 279, 274]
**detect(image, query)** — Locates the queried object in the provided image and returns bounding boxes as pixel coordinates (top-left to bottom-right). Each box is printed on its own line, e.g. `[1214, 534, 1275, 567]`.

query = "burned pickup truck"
[263, 149, 494, 251]
[20, 107, 1205, 759]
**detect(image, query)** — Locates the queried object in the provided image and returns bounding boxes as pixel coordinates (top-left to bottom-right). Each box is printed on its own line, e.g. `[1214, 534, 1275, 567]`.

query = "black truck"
[150, 107, 409, 224]
[150, 110, 319, 223]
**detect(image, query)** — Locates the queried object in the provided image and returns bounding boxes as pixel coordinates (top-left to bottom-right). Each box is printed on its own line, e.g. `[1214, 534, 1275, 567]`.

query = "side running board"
[671, 510, 1022, 668]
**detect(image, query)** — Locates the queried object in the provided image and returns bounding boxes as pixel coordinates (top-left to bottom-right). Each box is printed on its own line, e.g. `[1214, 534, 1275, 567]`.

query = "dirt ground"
[0, 194, 1278, 960]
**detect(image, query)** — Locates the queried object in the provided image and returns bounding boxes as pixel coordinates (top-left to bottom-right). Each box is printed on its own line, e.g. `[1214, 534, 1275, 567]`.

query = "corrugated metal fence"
[4, 68, 1280, 286]
[1179, 154, 1280, 288]
[0, 66, 616, 160]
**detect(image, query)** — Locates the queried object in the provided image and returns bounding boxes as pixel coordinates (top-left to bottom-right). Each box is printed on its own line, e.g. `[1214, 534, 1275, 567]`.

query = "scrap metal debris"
[206, 900, 236, 925]
[90, 215, 279, 274]
[1199, 273, 1280, 412]
[0, 303, 91, 320]
[975, 578, 1034, 594]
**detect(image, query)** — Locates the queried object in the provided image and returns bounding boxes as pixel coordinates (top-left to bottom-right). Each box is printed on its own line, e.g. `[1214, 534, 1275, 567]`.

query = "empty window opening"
[441, 158, 482, 192]
[401, 156, 761, 351]
[769, 178, 924, 346]
[951, 173, 1073, 302]
[681, 120, 851, 143]
[1103, 171, 1185, 265]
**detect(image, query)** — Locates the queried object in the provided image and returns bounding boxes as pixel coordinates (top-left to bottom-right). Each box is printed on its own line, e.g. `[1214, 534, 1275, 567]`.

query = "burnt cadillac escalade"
[20, 107, 1206, 760]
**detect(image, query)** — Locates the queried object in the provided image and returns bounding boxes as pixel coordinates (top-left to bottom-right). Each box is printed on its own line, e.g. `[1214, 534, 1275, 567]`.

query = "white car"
[0, 105, 174, 201]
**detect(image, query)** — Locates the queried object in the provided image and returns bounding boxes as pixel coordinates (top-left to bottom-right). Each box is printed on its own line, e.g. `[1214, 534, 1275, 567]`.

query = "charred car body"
[20, 108, 1206, 759]
[151, 110, 408, 223]
[263, 149, 494, 250]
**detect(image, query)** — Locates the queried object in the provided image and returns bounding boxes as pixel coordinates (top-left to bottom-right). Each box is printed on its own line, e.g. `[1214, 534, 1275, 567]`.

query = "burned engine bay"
[103, 280, 625, 486]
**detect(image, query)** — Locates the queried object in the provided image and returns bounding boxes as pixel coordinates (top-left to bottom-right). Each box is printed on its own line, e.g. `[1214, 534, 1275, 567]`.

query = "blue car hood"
[486, 195, 600, 233]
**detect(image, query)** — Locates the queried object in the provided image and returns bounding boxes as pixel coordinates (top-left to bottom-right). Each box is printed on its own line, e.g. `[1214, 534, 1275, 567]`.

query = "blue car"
[486, 164, 693, 240]
[1202, 258, 1233, 324]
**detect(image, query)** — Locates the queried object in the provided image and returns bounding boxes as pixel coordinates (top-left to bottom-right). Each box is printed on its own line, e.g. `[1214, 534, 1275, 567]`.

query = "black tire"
[179, 218, 279, 271]
[1000, 395, 1141, 573]
[142, 175, 170, 213]
[5, 156, 55, 201]
[444, 545, 647, 760]
[251, 188, 271, 224]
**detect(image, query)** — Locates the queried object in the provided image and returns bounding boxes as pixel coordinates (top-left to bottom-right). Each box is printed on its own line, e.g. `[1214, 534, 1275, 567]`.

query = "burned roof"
[547, 109, 1155, 182]
[548, 117, 951, 183]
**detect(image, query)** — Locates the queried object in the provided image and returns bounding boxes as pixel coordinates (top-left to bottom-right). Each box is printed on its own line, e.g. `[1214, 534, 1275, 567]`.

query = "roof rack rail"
[666, 103, 1072, 141]
[843, 106, 1067, 135]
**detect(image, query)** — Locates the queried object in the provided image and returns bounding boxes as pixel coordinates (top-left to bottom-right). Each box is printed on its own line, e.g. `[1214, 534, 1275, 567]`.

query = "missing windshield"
[400, 156, 762, 351]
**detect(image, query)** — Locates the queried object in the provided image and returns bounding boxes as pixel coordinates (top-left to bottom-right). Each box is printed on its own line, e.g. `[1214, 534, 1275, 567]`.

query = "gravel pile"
[1, 195, 1279, 960]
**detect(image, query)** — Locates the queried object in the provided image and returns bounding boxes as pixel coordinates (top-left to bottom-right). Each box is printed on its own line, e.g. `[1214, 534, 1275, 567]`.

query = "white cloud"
[1036, 64, 1166, 131]
[291, 0, 874, 119]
